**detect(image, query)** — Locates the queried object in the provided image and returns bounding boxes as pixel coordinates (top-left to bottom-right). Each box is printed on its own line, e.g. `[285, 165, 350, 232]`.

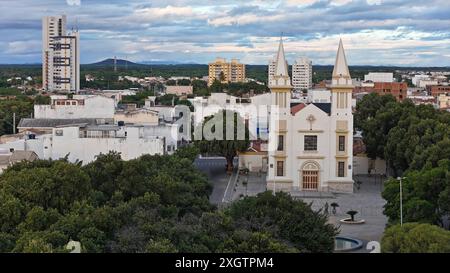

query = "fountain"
[334, 236, 363, 252]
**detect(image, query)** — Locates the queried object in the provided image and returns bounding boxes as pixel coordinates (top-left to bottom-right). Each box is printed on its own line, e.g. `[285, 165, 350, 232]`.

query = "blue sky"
[0, 0, 449, 66]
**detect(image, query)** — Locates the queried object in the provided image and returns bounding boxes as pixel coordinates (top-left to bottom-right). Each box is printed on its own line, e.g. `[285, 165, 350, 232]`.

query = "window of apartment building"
[304, 135, 317, 151]
[276, 161, 284, 177]
[277, 135, 284, 151]
[338, 136, 346, 152]
[338, 161, 345, 177]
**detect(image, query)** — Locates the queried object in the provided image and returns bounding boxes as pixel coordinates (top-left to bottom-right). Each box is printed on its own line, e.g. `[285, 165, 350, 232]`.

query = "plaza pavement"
[230, 173, 387, 253]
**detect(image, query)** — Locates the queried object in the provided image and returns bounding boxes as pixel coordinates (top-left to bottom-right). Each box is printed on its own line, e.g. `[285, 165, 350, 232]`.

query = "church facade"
[266, 39, 354, 193]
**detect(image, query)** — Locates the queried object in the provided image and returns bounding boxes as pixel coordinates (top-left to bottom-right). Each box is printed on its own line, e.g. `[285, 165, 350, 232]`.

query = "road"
[194, 157, 238, 205]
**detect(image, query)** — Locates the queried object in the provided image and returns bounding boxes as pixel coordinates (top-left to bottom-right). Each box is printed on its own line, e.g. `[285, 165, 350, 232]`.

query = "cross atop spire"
[332, 38, 351, 79]
[275, 36, 288, 77]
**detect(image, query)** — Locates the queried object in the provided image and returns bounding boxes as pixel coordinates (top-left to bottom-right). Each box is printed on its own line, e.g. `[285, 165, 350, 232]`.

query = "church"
[266, 38, 354, 193]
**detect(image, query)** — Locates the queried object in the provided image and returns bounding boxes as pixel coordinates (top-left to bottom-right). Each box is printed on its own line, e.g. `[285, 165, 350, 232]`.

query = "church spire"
[275, 36, 288, 77]
[332, 39, 351, 79]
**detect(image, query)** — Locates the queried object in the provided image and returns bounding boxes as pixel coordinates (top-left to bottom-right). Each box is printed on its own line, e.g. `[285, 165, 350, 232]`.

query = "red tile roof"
[291, 103, 306, 115]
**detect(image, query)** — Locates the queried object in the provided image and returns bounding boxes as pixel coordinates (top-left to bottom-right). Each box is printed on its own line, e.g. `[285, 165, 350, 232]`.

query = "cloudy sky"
[0, 0, 449, 66]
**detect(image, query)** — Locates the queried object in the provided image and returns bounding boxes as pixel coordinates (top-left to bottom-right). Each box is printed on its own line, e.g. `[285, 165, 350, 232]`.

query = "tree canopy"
[0, 148, 336, 253]
[195, 110, 250, 173]
[382, 223, 450, 253]
[355, 93, 450, 174]
[355, 93, 450, 227]
[382, 159, 450, 226]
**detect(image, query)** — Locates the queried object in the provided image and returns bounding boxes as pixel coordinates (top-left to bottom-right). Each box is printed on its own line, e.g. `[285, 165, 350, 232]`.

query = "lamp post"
[396, 177, 406, 226]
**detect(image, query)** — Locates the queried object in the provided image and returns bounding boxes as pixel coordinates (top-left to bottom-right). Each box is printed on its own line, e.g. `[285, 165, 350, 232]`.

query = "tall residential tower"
[42, 15, 80, 93]
[208, 58, 245, 86]
[292, 57, 313, 91]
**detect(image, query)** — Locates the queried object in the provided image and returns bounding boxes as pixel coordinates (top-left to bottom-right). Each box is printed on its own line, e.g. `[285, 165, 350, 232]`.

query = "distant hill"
[87, 58, 146, 67]
[139, 60, 199, 65]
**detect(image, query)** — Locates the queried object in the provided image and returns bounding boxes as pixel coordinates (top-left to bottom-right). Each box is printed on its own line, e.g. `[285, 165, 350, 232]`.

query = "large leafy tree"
[356, 93, 450, 173]
[0, 148, 335, 253]
[225, 191, 339, 253]
[382, 159, 450, 226]
[195, 110, 250, 173]
[382, 223, 450, 253]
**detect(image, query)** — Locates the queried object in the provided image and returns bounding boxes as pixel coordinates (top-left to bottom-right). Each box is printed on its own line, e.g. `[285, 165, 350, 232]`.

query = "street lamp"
[396, 177, 406, 226]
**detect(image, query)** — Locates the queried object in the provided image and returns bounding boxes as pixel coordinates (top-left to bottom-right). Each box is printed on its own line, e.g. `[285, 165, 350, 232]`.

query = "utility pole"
[397, 177, 405, 226]
[12, 112, 16, 134]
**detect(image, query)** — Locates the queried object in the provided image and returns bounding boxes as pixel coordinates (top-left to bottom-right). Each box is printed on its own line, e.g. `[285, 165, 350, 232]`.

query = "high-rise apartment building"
[42, 15, 80, 93]
[268, 58, 276, 84]
[208, 58, 245, 86]
[292, 57, 312, 91]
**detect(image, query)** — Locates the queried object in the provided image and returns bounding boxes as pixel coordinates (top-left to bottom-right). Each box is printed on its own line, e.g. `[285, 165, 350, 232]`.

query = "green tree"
[195, 110, 250, 173]
[382, 223, 450, 253]
[0, 151, 336, 253]
[177, 79, 191, 86]
[166, 79, 177, 86]
[382, 160, 450, 226]
[226, 191, 338, 253]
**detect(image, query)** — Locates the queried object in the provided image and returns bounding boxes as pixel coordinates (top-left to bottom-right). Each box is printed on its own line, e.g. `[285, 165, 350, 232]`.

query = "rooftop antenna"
[114, 56, 117, 72]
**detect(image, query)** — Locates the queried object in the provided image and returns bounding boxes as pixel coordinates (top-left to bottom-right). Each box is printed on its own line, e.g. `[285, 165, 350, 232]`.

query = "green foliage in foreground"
[382, 223, 450, 253]
[382, 160, 450, 226]
[0, 148, 337, 253]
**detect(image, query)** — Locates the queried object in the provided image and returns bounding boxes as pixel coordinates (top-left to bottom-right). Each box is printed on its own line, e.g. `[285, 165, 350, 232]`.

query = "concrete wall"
[353, 156, 387, 175]
[51, 127, 164, 164]
[239, 153, 267, 172]
[35, 96, 115, 119]
[114, 111, 159, 125]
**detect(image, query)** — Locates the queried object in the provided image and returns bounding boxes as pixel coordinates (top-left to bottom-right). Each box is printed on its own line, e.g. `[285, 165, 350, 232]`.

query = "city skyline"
[0, 0, 450, 66]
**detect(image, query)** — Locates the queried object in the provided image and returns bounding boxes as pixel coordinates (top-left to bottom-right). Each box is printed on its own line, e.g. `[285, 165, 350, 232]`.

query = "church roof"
[312, 103, 331, 115]
[274, 38, 289, 77]
[290, 103, 306, 115]
[332, 39, 351, 79]
[290, 103, 331, 115]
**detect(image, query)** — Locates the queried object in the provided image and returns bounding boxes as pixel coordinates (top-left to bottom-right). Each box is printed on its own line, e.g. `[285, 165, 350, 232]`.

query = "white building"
[266, 39, 354, 193]
[364, 72, 393, 83]
[114, 106, 159, 126]
[42, 15, 80, 93]
[0, 125, 165, 165]
[417, 79, 438, 88]
[34, 95, 115, 119]
[189, 92, 271, 140]
[307, 89, 331, 103]
[292, 57, 313, 91]
[412, 74, 430, 86]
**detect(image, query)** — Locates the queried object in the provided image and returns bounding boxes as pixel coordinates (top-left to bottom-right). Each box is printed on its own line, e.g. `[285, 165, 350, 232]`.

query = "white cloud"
[66, 0, 81, 6]
[133, 5, 198, 20]
[367, 0, 382, 5]
[6, 40, 41, 55]
[208, 13, 284, 26]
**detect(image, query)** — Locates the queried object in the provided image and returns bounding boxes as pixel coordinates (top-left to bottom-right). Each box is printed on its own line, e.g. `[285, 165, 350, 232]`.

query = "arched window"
[302, 162, 319, 191]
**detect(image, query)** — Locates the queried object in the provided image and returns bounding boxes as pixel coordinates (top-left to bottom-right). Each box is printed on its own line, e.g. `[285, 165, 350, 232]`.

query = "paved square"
[231, 174, 387, 252]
